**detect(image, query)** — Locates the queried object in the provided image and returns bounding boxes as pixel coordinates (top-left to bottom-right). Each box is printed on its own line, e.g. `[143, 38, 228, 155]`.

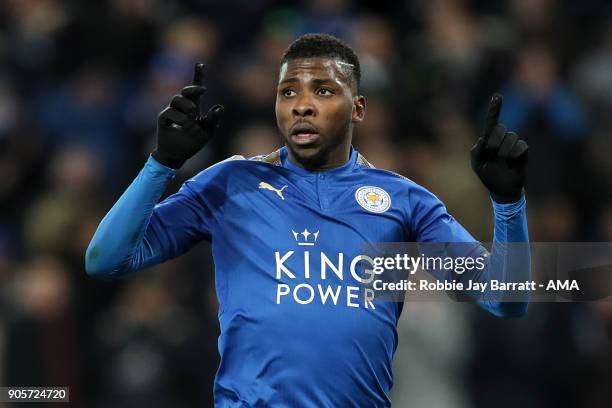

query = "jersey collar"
[280, 146, 358, 176]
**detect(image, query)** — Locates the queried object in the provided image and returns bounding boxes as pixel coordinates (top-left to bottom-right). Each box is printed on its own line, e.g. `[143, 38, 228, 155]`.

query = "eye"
[317, 88, 333, 96]
[282, 89, 296, 97]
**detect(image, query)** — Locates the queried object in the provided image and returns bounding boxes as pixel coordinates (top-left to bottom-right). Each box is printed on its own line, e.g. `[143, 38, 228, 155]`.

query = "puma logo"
[258, 182, 288, 200]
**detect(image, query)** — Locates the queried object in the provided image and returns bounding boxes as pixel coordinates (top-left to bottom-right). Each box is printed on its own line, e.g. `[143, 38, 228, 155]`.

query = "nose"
[292, 94, 316, 117]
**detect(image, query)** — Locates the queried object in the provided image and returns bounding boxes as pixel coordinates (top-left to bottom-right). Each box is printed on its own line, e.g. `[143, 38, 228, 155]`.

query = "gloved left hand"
[470, 93, 529, 203]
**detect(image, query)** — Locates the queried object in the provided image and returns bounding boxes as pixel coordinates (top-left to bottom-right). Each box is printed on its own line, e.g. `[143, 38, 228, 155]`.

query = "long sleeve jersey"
[86, 146, 530, 407]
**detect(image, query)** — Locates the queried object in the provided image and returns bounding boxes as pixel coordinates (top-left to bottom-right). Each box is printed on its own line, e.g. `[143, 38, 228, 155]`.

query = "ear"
[351, 95, 366, 123]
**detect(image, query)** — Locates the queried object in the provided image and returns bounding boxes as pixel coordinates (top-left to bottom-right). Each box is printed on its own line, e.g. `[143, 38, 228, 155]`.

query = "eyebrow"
[278, 77, 338, 86]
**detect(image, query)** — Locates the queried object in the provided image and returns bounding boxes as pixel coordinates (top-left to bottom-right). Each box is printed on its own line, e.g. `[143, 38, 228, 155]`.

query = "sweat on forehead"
[279, 57, 358, 92]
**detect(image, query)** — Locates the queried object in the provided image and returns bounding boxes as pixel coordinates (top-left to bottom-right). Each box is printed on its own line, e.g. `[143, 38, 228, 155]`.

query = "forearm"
[478, 195, 531, 316]
[85, 155, 176, 279]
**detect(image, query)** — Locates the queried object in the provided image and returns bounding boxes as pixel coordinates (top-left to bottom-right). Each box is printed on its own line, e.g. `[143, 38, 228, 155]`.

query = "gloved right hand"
[152, 63, 224, 169]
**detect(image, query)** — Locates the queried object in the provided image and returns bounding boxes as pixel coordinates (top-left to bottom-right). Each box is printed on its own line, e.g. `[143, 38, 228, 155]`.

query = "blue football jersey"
[86, 145, 530, 407]
[148, 146, 486, 407]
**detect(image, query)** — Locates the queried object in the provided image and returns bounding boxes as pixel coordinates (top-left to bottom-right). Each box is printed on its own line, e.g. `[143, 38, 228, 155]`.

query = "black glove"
[152, 63, 224, 169]
[470, 93, 528, 203]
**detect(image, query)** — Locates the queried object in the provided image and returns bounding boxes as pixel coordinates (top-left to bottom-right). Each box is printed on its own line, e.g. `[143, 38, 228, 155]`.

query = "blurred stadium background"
[0, 0, 611, 406]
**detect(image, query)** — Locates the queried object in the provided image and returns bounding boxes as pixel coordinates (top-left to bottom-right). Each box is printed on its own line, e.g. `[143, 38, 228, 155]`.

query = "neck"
[287, 143, 352, 172]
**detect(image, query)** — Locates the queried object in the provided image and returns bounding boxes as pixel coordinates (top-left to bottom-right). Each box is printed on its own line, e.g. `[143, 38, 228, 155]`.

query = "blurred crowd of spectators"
[0, 0, 611, 406]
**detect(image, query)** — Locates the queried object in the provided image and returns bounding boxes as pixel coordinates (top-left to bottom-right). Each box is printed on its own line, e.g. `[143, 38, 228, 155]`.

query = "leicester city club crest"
[355, 186, 391, 213]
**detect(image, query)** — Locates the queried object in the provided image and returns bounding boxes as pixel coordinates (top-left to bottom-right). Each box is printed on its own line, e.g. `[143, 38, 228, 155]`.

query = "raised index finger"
[193, 62, 205, 86]
[482, 93, 503, 140]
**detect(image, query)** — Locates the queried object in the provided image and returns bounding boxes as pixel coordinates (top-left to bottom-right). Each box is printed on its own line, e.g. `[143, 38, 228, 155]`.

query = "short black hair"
[280, 33, 361, 92]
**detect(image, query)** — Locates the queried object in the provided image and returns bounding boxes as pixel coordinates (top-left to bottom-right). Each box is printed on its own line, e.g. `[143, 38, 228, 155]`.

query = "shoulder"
[186, 149, 284, 188]
[353, 152, 422, 192]
[353, 152, 443, 209]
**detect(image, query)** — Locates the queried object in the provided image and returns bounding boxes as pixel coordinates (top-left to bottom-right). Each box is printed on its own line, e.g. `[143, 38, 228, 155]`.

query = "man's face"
[275, 57, 365, 170]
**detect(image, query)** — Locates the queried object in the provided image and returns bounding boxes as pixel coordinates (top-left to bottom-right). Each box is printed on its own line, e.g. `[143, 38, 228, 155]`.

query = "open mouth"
[291, 133, 319, 145]
[290, 122, 320, 146]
